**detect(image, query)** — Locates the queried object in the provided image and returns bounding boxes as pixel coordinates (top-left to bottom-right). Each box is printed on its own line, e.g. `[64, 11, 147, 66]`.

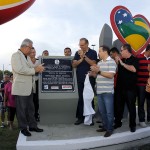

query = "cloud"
[0, 0, 150, 70]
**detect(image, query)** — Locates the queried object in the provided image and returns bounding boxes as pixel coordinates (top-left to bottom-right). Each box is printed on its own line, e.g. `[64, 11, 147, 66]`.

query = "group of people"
[73, 38, 150, 138]
[0, 39, 45, 136]
[1, 37, 150, 139]
[0, 39, 73, 136]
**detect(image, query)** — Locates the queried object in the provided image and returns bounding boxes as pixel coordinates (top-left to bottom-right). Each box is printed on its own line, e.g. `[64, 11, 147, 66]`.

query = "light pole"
[91, 44, 96, 50]
[2, 64, 11, 78]
[2, 64, 4, 78]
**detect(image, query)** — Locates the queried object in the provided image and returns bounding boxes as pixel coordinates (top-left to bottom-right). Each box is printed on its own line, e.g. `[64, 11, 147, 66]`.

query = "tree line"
[0, 70, 12, 81]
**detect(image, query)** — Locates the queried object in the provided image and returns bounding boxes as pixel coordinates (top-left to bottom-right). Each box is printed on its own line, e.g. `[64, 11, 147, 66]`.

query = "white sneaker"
[147, 121, 150, 124]
[0, 123, 5, 128]
[139, 122, 147, 127]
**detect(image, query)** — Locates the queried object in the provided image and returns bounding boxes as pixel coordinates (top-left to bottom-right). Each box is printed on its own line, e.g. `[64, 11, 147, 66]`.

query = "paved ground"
[25, 118, 150, 150]
[27, 118, 133, 141]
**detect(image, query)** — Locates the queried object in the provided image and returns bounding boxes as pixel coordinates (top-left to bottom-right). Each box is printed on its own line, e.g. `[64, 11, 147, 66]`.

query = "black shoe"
[96, 128, 106, 132]
[90, 122, 94, 126]
[99, 125, 103, 128]
[130, 127, 136, 132]
[96, 120, 102, 123]
[104, 131, 113, 137]
[74, 119, 83, 125]
[114, 123, 122, 129]
[29, 127, 44, 132]
[21, 129, 31, 136]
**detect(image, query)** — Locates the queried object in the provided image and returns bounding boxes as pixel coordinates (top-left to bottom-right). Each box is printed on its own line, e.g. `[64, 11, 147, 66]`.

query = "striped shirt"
[96, 56, 117, 94]
[137, 53, 150, 86]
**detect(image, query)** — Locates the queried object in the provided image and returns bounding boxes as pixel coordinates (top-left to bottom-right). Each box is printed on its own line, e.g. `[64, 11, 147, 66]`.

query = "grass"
[0, 114, 19, 150]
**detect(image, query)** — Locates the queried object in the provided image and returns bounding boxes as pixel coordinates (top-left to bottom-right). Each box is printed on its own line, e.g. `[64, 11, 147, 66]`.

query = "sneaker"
[139, 122, 147, 128]
[0, 124, 5, 128]
[0, 123, 5, 128]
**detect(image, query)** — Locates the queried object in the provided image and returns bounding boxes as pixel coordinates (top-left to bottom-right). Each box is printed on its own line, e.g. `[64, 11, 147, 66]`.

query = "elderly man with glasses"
[11, 38, 45, 136]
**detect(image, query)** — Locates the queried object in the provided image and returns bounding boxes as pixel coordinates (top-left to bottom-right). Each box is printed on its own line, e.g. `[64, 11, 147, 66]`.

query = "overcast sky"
[0, 0, 150, 71]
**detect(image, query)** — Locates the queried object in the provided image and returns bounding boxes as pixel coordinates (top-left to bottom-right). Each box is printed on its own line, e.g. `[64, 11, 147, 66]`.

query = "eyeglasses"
[120, 49, 126, 52]
[26, 46, 33, 50]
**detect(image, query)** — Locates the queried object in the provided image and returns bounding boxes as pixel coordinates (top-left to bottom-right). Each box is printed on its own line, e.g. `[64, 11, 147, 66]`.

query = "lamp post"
[2, 64, 4, 78]
[2, 64, 11, 78]
[91, 44, 96, 50]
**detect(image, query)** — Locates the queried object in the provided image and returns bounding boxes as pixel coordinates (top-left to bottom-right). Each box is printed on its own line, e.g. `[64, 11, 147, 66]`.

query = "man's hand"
[146, 78, 150, 93]
[35, 63, 45, 73]
[78, 49, 85, 59]
[88, 71, 97, 78]
[90, 65, 100, 73]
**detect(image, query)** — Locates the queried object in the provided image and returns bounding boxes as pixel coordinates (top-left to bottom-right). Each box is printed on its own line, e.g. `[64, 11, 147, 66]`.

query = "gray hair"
[20, 38, 33, 48]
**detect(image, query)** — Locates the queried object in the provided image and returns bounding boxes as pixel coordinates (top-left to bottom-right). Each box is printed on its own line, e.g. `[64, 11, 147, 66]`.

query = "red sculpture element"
[0, 0, 35, 25]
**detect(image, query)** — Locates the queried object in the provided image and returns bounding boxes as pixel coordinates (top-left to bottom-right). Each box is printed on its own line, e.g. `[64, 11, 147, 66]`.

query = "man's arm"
[116, 56, 137, 72]
[11, 53, 45, 75]
[84, 55, 96, 66]
[91, 65, 115, 79]
[72, 59, 83, 68]
[98, 71, 115, 79]
[11, 53, 35, 75]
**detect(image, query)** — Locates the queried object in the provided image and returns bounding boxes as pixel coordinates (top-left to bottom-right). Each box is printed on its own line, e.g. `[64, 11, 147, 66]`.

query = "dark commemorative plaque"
[41, 58, 75, 92]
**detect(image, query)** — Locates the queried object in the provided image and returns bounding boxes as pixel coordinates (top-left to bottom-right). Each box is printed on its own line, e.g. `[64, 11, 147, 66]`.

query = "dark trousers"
[33, 81, 39, 118]
[114, 89, 136, 128]
[7, 106, 16, 122]
[137, 86, 150, 122]
[76, 77, 95, 119]
[15, 93, 37, 130]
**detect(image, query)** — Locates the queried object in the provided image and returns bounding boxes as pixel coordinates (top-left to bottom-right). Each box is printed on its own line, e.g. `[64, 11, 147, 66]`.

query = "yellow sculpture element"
[125, 34, 146, 51]
[0, 0, 23, 6]
[134, 21, 150, 34]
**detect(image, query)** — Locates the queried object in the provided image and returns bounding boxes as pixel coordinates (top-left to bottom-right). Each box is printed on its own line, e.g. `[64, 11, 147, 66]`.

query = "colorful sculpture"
[0, 0, 35, 25]
[110, 6, 150, 55]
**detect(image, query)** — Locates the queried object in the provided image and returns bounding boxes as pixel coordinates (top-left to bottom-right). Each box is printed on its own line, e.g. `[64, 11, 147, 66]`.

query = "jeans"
[97, 93, 114, 132]
[137, 86, 150, 122]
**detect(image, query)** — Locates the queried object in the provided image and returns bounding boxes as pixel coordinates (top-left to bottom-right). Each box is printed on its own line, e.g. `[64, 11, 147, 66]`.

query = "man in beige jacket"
[11, 38, 44, 136]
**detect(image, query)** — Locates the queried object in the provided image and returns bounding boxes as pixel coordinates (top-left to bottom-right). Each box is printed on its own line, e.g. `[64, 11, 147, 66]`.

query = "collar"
[18, 49, 27, 59]
[83, 48, 90, 54]
[101, 56, 111, 62]
[144, 54, 150, 60]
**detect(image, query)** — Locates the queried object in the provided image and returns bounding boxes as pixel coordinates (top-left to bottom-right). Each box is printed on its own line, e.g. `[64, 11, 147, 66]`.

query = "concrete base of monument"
[16, 120, 150, 150]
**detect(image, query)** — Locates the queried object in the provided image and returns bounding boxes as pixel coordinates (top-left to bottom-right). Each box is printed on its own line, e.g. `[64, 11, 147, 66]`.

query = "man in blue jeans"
[91, 45, 116, 137]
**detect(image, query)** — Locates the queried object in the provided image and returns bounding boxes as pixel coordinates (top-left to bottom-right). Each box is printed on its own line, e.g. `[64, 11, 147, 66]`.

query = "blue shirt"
[73, 48, 97, 82]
